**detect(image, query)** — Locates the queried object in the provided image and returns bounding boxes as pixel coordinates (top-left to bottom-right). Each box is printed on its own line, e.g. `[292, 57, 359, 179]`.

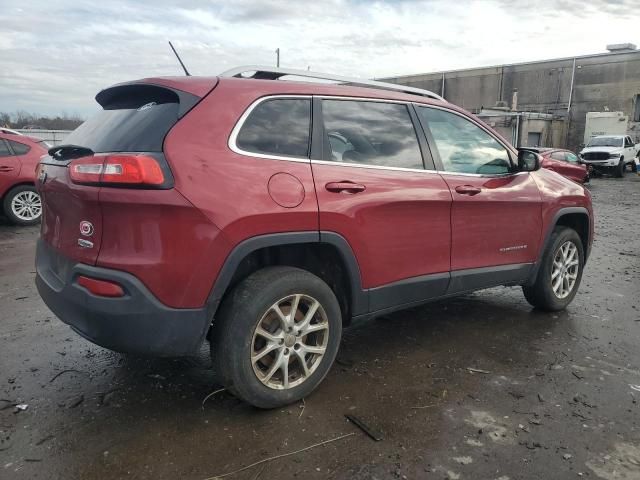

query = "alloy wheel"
[11, 191, 42, 222]
[551, 240, 579, 299]
[251, 294, 329, 390]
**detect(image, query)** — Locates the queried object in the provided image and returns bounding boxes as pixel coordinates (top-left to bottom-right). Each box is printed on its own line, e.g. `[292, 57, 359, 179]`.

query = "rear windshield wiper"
[48, 144, 94, 161]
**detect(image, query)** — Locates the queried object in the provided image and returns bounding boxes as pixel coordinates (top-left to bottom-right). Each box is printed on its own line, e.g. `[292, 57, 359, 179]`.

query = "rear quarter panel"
[96, 188, 228, 308]
[162, 80, 320, 306]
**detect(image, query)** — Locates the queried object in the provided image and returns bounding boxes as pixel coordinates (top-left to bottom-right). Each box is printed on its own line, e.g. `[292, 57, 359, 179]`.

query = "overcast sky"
[1, 0, 638, 117]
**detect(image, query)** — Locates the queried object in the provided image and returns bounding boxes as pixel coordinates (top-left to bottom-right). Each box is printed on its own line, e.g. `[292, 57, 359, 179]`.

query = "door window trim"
[315, 96, 435, 171]
[228, 94, 520, 178]
[413, 103, 519, 177]
[229, 93, 440, 173]
[228, 94, 313, 163]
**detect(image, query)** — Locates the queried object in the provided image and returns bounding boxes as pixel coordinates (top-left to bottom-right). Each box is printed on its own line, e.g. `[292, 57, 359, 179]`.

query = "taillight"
[69, 157, 104, 184]
[69, 154, 165, 186]
[77, 275, 125, 297]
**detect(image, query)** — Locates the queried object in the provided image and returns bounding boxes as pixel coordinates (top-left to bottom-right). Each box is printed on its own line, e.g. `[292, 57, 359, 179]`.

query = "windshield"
[587, 136, 623, 147]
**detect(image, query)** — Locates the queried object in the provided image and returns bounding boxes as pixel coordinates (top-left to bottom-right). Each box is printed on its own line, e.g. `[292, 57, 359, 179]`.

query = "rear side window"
[236, 98, 311, 158]
[0, 140, 10, 157]
[321, 100, 423, 169]
[8, 140, 30, 155]
[550, 152, 565, 161]
[416, 107, 512, 175]
[62, 85, 198, 153]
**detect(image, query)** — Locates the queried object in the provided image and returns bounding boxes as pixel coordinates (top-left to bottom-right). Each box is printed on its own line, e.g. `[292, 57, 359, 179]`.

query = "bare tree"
[0, 111, 84, 130]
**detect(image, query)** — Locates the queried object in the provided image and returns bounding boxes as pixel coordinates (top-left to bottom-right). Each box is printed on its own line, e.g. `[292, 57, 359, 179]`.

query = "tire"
[523, 226, 584, 311]
[3, 185, 42, 226]
[211, 266, 342, 408]
[614, 158, 625, 178]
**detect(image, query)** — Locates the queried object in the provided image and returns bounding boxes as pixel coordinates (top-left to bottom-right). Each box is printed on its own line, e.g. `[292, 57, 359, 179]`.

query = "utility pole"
[275, 48, 280, 67]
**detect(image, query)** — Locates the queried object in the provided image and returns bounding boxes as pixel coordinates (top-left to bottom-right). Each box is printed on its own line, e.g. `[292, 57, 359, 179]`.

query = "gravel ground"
[1, 175, 639, 480]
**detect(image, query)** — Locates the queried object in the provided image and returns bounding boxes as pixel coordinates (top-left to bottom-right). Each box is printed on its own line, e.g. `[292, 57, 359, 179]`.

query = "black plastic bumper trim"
[36, 239, 209, 356]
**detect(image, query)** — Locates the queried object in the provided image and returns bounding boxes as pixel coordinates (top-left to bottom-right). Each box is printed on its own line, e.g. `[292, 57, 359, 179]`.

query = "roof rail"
[219, 65, 445, 101]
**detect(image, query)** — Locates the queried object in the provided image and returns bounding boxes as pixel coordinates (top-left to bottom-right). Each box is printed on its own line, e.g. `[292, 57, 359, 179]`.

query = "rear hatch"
[37, 80, 216, 266]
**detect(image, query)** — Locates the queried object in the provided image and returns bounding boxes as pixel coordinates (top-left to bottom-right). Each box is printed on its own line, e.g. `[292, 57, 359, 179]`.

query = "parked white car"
[579, 135, 639, 177]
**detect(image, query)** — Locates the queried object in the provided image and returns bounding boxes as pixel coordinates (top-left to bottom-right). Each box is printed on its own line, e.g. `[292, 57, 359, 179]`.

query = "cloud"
[0, 0, 637, 117]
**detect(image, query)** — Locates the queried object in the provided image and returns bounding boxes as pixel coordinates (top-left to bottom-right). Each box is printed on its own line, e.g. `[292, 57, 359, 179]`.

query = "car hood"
[580, 146, 623, 154]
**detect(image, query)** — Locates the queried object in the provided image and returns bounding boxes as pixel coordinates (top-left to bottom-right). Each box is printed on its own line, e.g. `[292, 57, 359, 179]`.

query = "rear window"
[8, 140, 30, 155]
[63, 84, 197, 153]
[235, 98, 311, 158]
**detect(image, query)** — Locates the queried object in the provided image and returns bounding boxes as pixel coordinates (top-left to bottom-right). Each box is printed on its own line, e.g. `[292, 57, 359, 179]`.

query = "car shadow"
[60, 288, 569, 415]
[22, 287, 579, 479]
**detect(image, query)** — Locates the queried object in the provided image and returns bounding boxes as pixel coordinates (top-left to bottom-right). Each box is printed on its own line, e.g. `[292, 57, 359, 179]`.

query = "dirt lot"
[1, 175, 640, 480]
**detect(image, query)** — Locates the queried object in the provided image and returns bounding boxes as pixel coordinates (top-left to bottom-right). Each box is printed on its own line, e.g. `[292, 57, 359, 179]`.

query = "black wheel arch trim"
[525, 206, 591, 286]
[318, 231, 368, 314]
[205, 231, 368, 324]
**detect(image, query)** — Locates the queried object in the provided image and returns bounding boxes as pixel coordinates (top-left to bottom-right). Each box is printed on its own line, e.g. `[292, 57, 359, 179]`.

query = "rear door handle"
[454, 185, 481, 195]
[325, 181, 366, 194]
[0, 166, 13, 172]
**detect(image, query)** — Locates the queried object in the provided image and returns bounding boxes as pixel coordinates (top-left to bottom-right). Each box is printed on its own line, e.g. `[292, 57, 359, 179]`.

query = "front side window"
[0, 140, 11, 157]
[321, 100, 423, 169]
[8, 140, 30, 155]
[625, 136, 634, 147]
[236, 98, 311, 158]
[566, 152, 579, 163]
[416, 107, 512, 175]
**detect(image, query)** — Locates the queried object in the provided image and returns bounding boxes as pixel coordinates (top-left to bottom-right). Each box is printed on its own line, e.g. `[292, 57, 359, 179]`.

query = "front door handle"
[0, 166, 13, 172]
[454, 185, 481, 195]
[325, 181, 366, 194]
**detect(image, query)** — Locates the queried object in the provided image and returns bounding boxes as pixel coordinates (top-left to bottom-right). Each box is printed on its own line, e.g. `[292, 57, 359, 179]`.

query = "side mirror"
[517, 149, 541, 172]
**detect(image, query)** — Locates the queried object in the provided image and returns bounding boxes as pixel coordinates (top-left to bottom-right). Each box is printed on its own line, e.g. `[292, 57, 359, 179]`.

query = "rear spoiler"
[48, 144, 95, 161]
[95, 78, 219, 117]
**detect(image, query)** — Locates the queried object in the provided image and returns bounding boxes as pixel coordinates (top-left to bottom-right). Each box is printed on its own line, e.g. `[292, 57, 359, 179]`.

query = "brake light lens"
[69, 157, 104, 184]
[77, 275, 125, 297]
[69, 154, 165, 186]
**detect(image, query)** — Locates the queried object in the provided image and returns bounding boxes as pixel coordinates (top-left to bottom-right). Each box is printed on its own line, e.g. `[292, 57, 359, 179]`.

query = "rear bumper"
[35, 239, 210, 356]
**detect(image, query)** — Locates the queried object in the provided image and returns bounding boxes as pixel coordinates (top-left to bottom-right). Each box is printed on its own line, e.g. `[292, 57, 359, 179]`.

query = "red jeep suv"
[35, 67, 593, 408]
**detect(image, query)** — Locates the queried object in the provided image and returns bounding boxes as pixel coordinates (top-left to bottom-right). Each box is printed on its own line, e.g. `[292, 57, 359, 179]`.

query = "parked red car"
[528, 147, 589, 184]
[35, 67, 594, 408]
[0, 132, 48, 225]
